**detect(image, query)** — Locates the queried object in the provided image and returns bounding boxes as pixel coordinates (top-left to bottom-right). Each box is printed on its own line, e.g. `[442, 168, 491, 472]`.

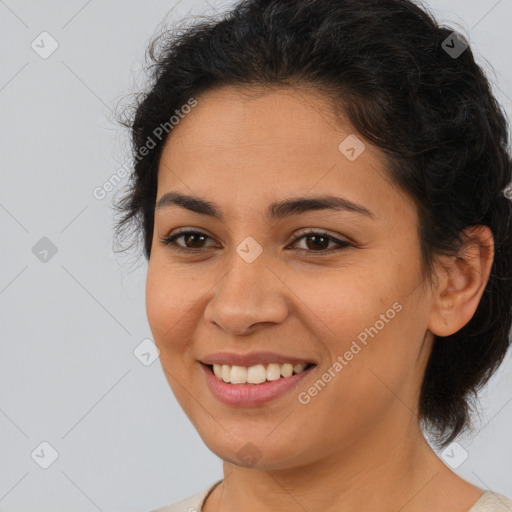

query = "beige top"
[146, 481, 512, 512]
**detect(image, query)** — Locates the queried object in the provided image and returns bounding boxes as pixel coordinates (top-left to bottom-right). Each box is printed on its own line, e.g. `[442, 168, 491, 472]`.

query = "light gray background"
[0, 0, 511, 510]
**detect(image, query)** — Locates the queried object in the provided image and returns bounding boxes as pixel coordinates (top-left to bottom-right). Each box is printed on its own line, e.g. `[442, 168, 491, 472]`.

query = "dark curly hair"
[113, 0, 512, 449]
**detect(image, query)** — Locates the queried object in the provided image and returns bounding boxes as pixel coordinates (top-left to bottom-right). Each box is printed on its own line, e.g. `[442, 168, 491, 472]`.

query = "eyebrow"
[155, 191, 375, 221]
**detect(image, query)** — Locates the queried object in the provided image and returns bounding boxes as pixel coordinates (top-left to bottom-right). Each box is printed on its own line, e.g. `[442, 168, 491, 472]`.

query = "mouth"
[204, 362, 316, 385]
[199, 361, 317, 407]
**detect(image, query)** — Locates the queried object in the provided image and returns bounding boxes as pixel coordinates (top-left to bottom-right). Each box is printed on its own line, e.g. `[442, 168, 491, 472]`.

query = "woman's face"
[146, 86, 436, 469]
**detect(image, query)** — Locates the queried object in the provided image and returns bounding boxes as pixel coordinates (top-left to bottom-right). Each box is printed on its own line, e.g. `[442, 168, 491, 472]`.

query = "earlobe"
[427, 225, 494, 337]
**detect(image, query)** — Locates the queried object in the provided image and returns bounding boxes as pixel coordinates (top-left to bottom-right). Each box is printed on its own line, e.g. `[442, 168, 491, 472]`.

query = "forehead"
[165, 85, 346, 153]
[159, 85, 386, 185]
[156, 85, 413, 223]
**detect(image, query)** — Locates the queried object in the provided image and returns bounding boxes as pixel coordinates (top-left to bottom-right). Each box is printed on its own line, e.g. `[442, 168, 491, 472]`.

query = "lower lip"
[200, 363, 316, 407]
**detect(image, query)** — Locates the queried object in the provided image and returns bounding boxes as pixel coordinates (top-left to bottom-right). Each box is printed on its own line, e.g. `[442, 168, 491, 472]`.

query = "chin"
[201, 432, 308, 470]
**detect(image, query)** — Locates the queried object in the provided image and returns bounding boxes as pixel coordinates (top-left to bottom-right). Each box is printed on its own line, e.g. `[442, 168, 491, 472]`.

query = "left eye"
[291, 231, 352, 253]
[160, 230, 352, 254]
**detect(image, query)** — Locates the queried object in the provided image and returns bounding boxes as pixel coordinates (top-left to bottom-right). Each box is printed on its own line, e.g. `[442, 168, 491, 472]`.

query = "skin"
[146, 85, 494, 512]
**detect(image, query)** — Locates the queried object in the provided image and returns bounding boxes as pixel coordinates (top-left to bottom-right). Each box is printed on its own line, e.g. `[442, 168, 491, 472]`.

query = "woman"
[114, 0, 512, 510]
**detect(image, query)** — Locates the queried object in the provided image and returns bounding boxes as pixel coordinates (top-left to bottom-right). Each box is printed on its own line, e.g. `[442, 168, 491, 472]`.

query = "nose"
[203, 248, 289, 336]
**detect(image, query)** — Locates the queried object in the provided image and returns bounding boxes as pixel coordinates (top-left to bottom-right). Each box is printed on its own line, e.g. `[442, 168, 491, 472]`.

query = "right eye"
[160, 230, 217, 253]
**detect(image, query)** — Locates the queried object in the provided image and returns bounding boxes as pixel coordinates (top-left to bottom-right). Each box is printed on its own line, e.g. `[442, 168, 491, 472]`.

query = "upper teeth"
[212, 363, 309, 384]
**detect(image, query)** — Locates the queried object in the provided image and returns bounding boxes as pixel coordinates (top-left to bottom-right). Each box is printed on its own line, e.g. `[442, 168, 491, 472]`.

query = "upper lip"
[200, 351, 316, 367]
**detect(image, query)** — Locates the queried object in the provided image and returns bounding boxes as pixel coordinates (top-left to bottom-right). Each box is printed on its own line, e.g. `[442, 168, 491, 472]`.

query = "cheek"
[145, 259, 197, 354]
[307, 264, 422, 391]
[146, 262, 202, 411]
[310, 267, 398, 343]
[146, 268, 171, 339]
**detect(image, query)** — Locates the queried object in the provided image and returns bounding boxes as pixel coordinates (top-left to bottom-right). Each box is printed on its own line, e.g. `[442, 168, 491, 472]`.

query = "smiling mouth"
[205, 362, 316, 385]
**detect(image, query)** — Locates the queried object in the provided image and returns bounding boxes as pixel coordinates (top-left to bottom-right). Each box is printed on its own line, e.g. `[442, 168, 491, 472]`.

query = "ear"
[427, 225, 494, 337]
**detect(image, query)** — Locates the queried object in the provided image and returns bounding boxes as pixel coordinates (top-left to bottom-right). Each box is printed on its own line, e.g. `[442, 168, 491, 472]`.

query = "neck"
[203, 409, 480, 512]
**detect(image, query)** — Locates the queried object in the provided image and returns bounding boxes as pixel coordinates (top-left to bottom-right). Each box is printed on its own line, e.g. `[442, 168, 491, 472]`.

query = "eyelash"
[159, 229, 353, 255]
